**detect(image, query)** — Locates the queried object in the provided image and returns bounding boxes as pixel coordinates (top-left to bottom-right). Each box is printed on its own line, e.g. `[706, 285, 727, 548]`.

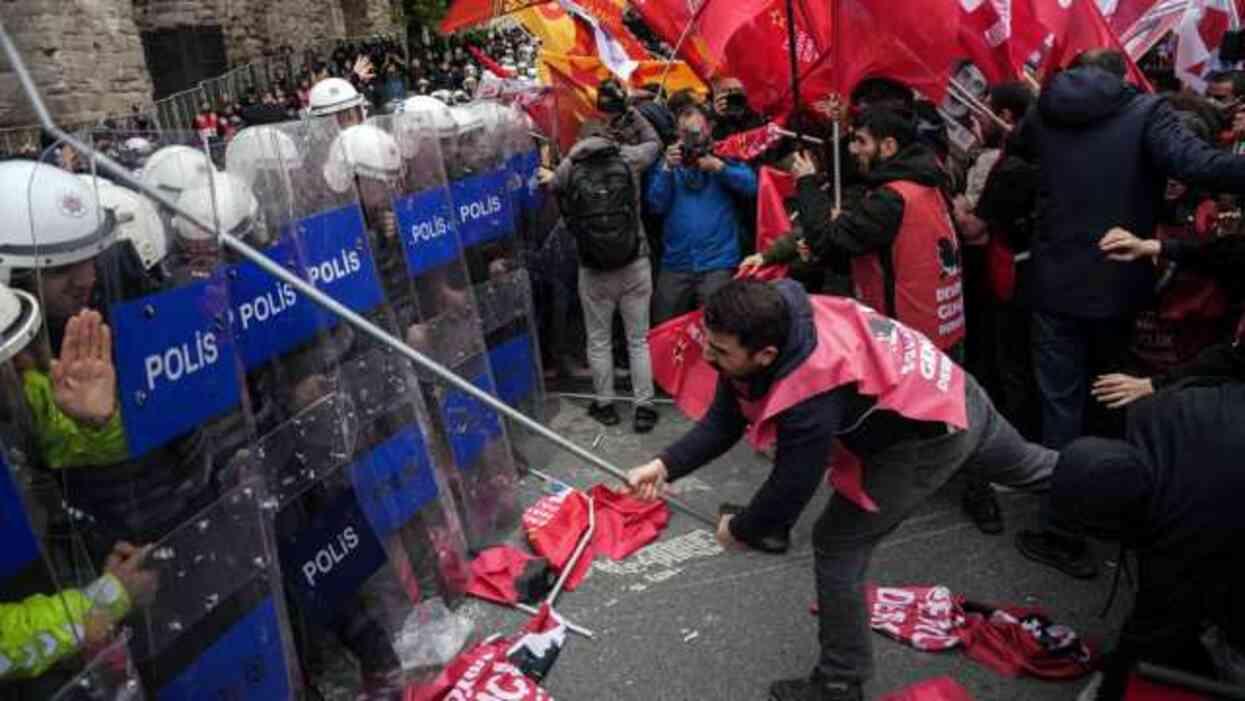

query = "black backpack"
[560, 145, 640, 271]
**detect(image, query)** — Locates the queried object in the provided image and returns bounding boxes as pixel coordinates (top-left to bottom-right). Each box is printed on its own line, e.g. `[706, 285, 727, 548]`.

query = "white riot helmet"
[308, 77, 367, 118]
[430, 89, 453, 105]
[450, 105, 486, 135]
[322, 123, 401, 194]
[171, 172, 261, 245]
[140, 145, 218, 199]
[225, 125, 304, 188]
[0, 282, 41, 364]
[0, 160, 117, 285]
[396, 96, 459, 158]
[76, 177, 167, 271]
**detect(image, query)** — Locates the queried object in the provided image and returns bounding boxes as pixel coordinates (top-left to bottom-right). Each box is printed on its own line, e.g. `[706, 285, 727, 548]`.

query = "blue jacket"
[645, 160, 758, 273]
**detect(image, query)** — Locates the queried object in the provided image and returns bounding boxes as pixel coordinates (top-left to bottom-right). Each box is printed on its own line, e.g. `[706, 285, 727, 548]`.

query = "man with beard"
[627, 279, 1056, 701]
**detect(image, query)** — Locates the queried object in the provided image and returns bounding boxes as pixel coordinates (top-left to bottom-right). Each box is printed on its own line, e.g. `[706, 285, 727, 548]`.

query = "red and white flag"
[1176, 0, 1240, 92]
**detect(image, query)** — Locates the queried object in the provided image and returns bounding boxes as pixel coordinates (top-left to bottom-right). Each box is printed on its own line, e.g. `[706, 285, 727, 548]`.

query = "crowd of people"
[540, 49, 1245, 701]
[4, 13, 1245, 699]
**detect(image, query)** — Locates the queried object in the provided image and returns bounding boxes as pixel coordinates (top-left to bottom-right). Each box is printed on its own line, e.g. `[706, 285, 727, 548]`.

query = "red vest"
[851, 180, 966, 351]
[736, 296, 969, 512]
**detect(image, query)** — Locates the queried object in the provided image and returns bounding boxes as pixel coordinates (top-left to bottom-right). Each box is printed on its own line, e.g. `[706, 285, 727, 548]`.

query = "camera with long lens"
[597, 79, 628, 115]
[682, 130, 712, 165]
[721, 91, 749, 119]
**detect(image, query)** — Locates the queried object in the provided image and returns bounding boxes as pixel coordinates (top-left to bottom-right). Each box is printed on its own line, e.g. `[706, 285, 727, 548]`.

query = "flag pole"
[833, 120, 842, 211]
[784, 0, 803, 137]
[657, 0, 714, 99]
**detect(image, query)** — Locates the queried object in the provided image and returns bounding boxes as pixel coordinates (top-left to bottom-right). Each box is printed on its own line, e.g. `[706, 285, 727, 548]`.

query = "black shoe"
[587, 402, 620, 426]
[769, 674, 862, 701]
[719, 503, 790, 554]
[1016, 529, 1098, 580]
[634, 405, 659, 433]
[962, 478, 1004, 535]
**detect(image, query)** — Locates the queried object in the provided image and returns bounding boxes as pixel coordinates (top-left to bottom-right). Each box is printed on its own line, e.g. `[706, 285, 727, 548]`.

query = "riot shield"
[371, 110, 521, 553]
[8, 144, 299, 698]
[1, 285, 141, 696]
[447, 100, 548, 473]
[226, 118, 475, 696]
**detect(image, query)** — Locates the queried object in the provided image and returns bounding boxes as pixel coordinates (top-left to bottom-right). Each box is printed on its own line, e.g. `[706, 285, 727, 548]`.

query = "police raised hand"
[51, 310, 117, 429]
[626, 459, 668, 502]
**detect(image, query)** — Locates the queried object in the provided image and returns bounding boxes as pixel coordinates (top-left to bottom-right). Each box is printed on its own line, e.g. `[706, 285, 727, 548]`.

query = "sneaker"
[719, 503, 790, 554]
[962, 477, 1004, 535]
[769, 674, 862, 701]
[634, 405, 659, 433]
[1016, 529, 1098, 580]
[586, 402, 620, 426]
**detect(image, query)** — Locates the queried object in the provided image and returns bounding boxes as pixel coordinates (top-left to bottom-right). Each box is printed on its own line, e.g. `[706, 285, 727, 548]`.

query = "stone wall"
[0, 0, 154, 129]
[0, 0, 402, 132]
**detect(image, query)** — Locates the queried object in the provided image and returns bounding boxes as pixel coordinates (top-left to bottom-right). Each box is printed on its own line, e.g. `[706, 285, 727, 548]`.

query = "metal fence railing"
[2, 34, 403, 153]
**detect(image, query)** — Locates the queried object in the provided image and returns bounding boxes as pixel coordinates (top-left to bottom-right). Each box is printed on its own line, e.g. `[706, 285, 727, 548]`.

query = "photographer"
[599, 77, 663, 147]
[647, 103, 758, 323]
[711, 77, 765, 141]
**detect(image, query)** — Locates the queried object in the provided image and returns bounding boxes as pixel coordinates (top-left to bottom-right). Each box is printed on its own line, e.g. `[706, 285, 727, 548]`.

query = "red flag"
[754, 166, 796, 282]
[648, 310, 719, 420]
[441, 0, 552, 33]
[467, 546, 547, 605]
[1019, 0, 1152, 89]
[820, 0, 962, 104]
[632, 0, 832, 115]
[522, 486, 668, 590]
[713, 122, 785, 162]
[468, 45, 516, 78]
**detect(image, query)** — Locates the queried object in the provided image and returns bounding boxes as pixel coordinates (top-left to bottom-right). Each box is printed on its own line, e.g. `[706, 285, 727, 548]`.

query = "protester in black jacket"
[1009, 49, 1245, 450]
[1043, 388, 1245, 701]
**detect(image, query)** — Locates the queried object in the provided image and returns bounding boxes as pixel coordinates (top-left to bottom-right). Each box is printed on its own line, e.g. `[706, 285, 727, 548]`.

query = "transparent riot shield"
[372, 110, 521, 553]
[1, 310, 140, 697]
[12, 145, 298, 697]
[226, 118, 474, 696]
[448, 100, 548, 473]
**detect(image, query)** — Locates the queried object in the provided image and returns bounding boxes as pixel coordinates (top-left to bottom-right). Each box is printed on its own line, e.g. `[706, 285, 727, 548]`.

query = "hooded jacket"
[1050, 387, 1245, 697]
[658, 281, 954, 543]
[794, 143, 953, 323]
[1012, 67, 1245, 319]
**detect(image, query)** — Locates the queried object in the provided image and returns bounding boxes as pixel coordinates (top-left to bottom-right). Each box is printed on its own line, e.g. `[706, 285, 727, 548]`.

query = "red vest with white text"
[851, 180, 966, 351]
[736, 296, 969, 512]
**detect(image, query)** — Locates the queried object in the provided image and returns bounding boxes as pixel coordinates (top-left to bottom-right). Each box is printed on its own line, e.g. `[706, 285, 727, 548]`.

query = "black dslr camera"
[597, 79, 628, 115]
[680, 131, 711, 165]
[721, 91, 749, 119]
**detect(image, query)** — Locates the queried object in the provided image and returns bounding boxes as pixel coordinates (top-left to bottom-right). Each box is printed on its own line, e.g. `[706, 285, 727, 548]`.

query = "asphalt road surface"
[460, 396, 1129, 700]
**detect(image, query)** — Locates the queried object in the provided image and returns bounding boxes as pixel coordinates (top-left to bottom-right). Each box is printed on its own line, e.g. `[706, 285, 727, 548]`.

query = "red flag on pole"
[441, 0, 552, 33]
[817, 0, 962, 104]
[468, 45, 516, 78]
[1017, 0, 1153, 89]
[753, 166, 796, 282]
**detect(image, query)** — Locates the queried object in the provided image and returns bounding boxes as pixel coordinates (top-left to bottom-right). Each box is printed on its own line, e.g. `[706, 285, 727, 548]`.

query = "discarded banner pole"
[832, 120, 843, 212]
[947, 79, 1009, 131]
[514, 603, 596, 639]
[0, 19, 718, 530]
[546, 494, 595, 608]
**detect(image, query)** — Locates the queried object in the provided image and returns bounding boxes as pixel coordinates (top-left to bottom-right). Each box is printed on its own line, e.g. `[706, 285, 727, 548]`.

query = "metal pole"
[832, 120, 842, 212]
[1137, 663, 1245, 699]
[0, 18, 717, 530]
[513, 603, 595, 639]
[546, 494, 594, 607]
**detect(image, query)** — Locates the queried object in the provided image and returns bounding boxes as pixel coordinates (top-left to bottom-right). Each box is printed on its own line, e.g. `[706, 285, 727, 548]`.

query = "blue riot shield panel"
[446, 100, 548, 473]
[5, 142, 300, 699]
[226, 119, 475, 697]
[363, 109, 523, 553]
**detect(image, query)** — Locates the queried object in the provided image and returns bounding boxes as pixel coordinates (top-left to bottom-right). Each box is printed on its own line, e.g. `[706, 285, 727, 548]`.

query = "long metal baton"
[0, 20, 717, 529]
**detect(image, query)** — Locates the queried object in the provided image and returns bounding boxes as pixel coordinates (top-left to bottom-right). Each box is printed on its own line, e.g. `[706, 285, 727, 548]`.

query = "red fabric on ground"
[879, 677, 974, 701]
[467, 546, 541, 605]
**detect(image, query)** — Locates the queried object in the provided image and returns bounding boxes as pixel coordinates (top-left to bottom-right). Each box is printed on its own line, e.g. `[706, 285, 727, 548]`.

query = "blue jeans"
[1031, 311, 1133, 449]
